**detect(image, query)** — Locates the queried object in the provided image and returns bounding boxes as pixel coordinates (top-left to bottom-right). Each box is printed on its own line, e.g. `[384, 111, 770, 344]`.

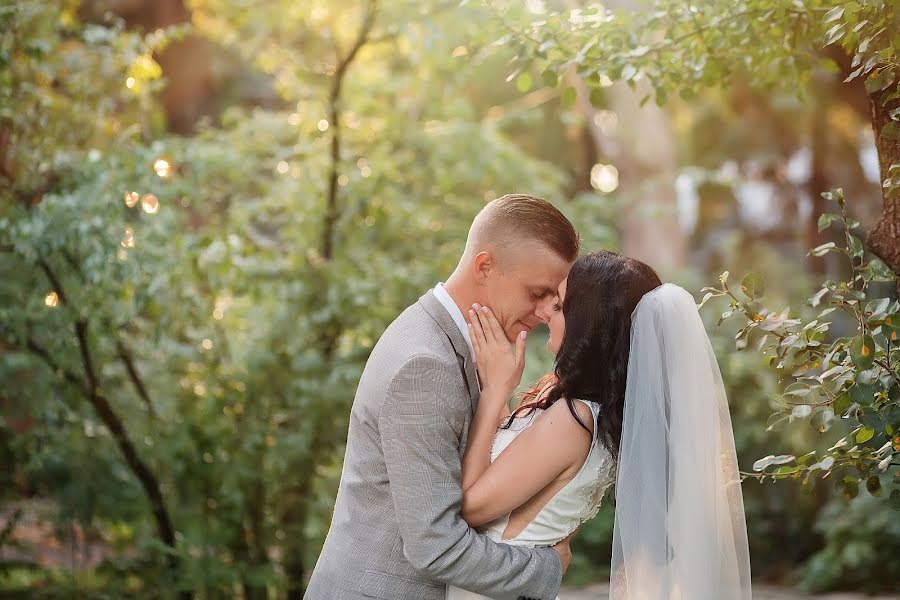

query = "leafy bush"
[701, 189, 899, 503]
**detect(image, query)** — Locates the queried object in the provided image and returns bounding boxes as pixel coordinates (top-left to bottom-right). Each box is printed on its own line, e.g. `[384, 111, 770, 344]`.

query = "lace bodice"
[480, 399, 616, 548]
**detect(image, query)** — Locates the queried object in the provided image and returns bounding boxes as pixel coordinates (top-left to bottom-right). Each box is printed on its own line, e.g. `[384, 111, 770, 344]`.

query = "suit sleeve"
[379, 354, 562, 600]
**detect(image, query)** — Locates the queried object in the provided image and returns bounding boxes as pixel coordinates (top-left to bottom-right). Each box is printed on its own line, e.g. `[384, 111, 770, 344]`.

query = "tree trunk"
[867, 78, 900, 280]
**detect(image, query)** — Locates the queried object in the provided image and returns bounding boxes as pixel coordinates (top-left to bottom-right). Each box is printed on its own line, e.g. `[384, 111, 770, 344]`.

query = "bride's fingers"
[475, 306, 493, 347]
[514, 329, 527, 368]
[471, 305, 493, 347]
[482, 306, 507, 347]
[467, 321, 481, 360]
[468, 307, 488, 350]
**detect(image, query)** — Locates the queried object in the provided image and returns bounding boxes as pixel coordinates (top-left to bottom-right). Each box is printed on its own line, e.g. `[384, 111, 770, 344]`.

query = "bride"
[447, 250, 752, 600]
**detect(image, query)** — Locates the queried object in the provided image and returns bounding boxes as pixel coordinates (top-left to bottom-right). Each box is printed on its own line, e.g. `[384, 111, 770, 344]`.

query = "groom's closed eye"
[529, 288, 555, 300]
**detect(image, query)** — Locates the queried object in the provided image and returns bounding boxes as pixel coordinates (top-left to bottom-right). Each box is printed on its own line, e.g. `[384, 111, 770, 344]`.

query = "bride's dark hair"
[502, 250, 662, 459]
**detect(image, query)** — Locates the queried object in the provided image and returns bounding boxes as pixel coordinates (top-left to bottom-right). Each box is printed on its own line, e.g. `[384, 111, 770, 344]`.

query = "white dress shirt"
[434, 282, 485, 404]
[433, 282, 477, 366]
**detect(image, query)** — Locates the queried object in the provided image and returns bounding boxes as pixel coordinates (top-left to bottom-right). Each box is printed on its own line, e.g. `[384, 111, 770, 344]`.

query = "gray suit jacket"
[306, 290, 562, 600]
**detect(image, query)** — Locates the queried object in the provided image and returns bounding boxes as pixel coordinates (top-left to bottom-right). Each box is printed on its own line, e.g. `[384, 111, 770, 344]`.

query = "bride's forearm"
[460, 386, 510, 491]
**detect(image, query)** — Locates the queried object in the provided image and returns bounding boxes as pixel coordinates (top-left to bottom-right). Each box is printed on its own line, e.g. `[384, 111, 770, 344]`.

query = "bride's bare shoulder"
[515, 399, 594, 462]
[543, 398, 595, 436]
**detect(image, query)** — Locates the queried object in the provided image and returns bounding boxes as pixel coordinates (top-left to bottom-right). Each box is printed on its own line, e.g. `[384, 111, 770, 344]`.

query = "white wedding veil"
[609, 283, 752, 599]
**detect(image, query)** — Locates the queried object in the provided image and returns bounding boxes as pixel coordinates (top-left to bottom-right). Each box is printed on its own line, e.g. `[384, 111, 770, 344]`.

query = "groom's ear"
[472, 250, 495, 283]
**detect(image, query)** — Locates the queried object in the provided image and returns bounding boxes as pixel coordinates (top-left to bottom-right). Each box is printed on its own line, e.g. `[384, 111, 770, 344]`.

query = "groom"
[306, 194, 579, 600]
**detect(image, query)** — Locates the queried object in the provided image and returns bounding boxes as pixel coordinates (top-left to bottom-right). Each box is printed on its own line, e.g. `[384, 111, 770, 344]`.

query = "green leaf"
[865, 69, 896, 93]
[766, 412, 791, 432]
[784, 382, 811, 397]
[833, 392, 851, 415]
[817, 212, 838, 232]
[882, 121, 900, 141]
[849, 381, 876, 406]
[811, 242, 836, 256]
[850, 334, 876, 369]
[858, 405, 884, 433]
[884, 313, 900, 343]
[867, 258, 895, 280]
[698, 291, 716, 310]
[753, 454, 795, 471]
[824, 5, 845, 24]
[541, 69, 558, 88]
[849, 234, 864, 258]
[810, 408, 835, 433]
[824, 23, 846, 45]
[773, 465, 800, 475]
[740, 272, 765, 299]
[809, 287, 829, 307]
[865, 297, 891, 317]
[821, 187, 845, 207]
[856, 426, 875, 443]
[792, 404, 812, 419]
[516, 72, 533, 93]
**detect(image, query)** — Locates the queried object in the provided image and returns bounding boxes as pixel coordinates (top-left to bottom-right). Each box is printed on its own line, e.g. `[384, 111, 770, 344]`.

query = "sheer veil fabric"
[609, 283, 752, 599]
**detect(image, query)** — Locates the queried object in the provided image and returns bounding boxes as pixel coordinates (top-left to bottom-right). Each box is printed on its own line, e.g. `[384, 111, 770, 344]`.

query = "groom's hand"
[550, 538, 572, 574]
[551, 525, 581, 574]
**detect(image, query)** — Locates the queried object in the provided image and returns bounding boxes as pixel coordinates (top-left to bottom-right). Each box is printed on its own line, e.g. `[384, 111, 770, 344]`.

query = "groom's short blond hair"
[464, 194, 579, 266]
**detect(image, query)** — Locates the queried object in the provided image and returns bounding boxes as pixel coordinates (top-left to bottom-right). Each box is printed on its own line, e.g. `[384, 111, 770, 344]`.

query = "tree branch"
[321, 0, 378, 260]
[116, 340, 158, 419]
[35, 256, 186, 597]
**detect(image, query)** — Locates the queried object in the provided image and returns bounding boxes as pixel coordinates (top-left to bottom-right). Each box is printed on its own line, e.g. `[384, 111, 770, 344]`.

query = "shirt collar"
[433, 282, 475, 362]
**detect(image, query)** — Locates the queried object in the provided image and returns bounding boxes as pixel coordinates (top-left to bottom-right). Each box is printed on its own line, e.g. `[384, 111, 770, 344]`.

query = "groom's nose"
[533, 299, 552, 324]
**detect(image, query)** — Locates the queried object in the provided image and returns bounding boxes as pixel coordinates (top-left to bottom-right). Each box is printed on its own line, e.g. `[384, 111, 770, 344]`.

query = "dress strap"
[573, 399, 600, 444]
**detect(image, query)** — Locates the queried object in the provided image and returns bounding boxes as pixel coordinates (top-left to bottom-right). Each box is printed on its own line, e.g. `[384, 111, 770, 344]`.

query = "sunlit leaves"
[1, 4, 598, 592]
[700, 190, 899, 498]
[753, 454, 795, 471]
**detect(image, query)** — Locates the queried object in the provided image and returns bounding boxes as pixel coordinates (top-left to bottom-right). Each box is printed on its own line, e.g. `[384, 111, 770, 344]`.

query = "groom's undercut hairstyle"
[465, 193, 579, 267]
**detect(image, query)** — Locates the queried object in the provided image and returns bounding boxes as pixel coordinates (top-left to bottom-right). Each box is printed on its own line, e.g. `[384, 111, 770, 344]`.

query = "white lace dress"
[446, 399, 617, 600]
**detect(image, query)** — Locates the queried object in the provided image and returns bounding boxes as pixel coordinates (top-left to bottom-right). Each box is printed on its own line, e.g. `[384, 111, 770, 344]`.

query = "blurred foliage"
[496, 0, 898, 119]
[0, 0, 592, 596]
[699, 190, 900, 590]
[702, 190, 899, 498]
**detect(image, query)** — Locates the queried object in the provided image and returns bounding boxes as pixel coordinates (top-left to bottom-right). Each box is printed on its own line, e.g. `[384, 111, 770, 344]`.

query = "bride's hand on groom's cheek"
[467, 304, 526, 397]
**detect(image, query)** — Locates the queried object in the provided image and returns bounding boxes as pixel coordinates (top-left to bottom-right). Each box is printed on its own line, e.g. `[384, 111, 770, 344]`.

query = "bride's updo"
[505, 250, 662, 459]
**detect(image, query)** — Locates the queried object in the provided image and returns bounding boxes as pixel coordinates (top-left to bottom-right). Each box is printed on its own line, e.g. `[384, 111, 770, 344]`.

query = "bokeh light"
[590, 163, 619, 193]
[141, 193, 160, 213]
[153, 158, 171, 178]
[124, 191, 139, 207]
[44, 291, 58, 308]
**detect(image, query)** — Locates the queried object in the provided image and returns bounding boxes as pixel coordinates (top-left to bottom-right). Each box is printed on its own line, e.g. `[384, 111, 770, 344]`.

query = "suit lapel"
[418, 290, 480, 414]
